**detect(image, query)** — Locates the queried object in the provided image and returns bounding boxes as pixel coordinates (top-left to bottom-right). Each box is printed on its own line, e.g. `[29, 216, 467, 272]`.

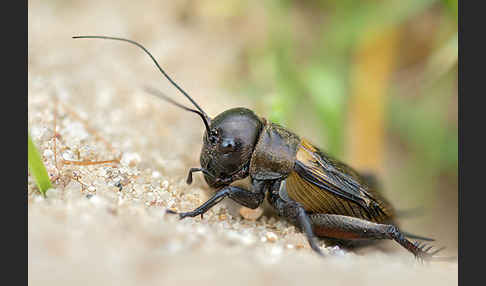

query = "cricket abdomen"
[286, 170, 375, 220]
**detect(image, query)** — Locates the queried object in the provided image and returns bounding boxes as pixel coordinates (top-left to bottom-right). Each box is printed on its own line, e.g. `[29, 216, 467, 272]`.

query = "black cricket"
[73, 35, 444, 259]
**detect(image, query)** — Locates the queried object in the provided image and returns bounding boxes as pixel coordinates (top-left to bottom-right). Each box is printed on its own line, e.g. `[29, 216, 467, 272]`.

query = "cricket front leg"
[168, 179, 267, 219]
[308, 213, 444, 260]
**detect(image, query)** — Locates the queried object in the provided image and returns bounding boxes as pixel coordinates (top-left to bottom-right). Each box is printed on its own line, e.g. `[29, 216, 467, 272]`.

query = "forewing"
[294, 139, 392, 219]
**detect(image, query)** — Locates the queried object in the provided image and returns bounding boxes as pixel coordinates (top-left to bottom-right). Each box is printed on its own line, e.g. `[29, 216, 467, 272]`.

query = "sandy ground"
[28, 1, 457, 285]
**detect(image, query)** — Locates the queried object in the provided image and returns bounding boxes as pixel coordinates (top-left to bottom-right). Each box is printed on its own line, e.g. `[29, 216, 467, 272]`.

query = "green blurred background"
[174, 0, 458, 247]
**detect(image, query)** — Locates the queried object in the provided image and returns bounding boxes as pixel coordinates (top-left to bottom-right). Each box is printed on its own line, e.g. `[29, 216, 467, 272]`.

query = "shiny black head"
[200, 108, 263, 188]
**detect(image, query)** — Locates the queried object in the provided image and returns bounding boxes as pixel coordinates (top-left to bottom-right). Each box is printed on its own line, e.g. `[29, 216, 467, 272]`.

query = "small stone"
[43, 149, 54, 158]
[165, 198, 175, 208]
[239, 207, 263, 221]
[115, 181, 123, 191]
[88, 186, 96, 193]
[97, 168, 107, 177]
[328, 245, 346, 256]
[266, 231, 278, 243]
[161, 180, 169, 190]
[144, 192, 155, 203]
[62, 150, 75, 161]
[218, 214, 227, 221]
[121, 152, 141, 167]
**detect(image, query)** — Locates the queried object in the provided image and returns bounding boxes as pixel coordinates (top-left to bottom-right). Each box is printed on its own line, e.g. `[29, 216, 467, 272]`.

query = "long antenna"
[72, 35, 211, 123]
[144, 86, 211, 134]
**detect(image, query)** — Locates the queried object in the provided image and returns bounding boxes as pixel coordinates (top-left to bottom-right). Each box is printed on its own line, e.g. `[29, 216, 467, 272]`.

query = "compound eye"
[208, 129, 219, 145]
[220, 138, 237, 153]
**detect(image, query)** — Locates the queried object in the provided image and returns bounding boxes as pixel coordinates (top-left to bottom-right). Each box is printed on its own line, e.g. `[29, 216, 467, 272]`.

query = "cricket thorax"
[249, 119, 301, 181]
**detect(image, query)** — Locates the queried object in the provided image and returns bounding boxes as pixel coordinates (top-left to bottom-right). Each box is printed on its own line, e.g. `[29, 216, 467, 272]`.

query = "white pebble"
[43, 149, 54, 158]
[62, 150, 75, 161]
[121, 152, 141, 167]
[328, 245, 346, 256]
[161, 180, 169, 189]
[97, 168, 107, 177]
[266, 231, 278, 243]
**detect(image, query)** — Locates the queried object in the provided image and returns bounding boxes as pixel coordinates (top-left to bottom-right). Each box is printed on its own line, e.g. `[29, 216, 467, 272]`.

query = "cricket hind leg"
[309, 213, 444, 260]
[319, 227, 435, 250]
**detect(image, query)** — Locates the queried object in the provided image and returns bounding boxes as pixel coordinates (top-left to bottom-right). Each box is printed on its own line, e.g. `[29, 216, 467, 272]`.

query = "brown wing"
[286, 139, 394, 223]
